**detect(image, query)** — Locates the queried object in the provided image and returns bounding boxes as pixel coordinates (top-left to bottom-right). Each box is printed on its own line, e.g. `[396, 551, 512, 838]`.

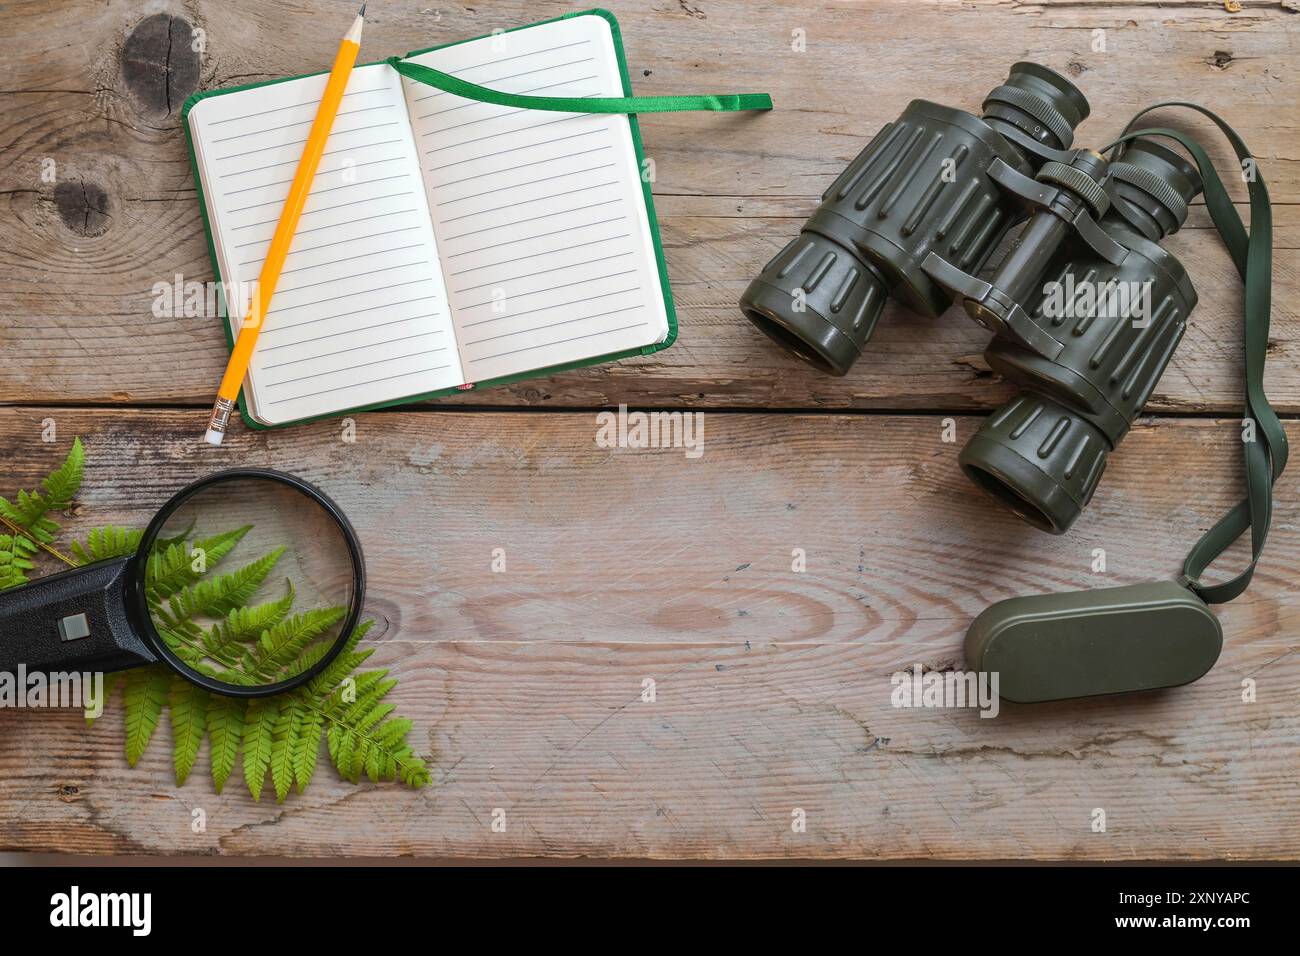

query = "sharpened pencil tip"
[359, 3, 366, 16]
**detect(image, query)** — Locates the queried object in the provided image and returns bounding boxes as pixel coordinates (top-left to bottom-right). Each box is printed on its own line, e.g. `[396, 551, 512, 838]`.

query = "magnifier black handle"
[0, 558, 157, 675]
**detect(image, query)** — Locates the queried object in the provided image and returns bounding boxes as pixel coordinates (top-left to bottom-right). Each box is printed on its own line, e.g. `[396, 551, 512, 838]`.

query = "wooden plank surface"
[0, 0, 1296, 411]
[0, 409, 1296, 859]
[0, 0, 1297, 860]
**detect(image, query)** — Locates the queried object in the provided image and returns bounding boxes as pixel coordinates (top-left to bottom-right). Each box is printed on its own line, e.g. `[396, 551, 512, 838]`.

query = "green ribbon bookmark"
[1106, 104, 1286, 606]
[388, 56, 772, 114]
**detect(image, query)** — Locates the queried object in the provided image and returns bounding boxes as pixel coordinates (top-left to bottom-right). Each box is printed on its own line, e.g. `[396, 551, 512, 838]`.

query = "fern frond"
[123, 665, 170, 766]
[398, 752, 431, 788]
[206, 580, 295, 656]
[323, 671, 392, 751]
[335, 700, 395, 784]
[285, 636, 336, 679]
[269, 700, 302, 803]
[306, 621, 376, 696]
[0, 438, 84, 547]
[340, 704, 396, 784]
[168, 675, 207, 785]
[292, 702, 325, 794]
[41, 436, 85, 506]
[145, 541, 196, 599]
[145, 526, 251, 601]
[365, 718, 414, 782]
[152, 519, 195, 552]
[206, 692, 245, 794]
[315, 668, 423, 786]
[0, 534, 35, 590]
[252, 606, 345, 680]
[5, 443, 432, 801]
[242, 696, 280, 801]
[72, 526, 143, 565]
[160, 547, 284, 628]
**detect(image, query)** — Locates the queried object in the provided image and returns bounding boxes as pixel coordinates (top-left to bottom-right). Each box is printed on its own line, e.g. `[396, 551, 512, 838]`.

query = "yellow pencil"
[204, 4, 367, 445]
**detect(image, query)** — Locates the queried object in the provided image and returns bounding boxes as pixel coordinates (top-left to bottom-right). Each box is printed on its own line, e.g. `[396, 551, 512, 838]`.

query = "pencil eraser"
[203, 428, 225, 446]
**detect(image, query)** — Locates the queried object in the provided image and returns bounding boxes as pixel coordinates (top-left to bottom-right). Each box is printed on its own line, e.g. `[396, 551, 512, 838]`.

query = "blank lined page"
[401, 14, 669, 383]
[187, 63, 463, 426]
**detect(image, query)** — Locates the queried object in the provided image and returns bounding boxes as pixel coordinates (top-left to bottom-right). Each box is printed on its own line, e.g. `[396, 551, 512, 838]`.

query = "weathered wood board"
[0, 410, 1296, 859]
[0, 0, 1297, 859]
[0, 0, 1296, 411]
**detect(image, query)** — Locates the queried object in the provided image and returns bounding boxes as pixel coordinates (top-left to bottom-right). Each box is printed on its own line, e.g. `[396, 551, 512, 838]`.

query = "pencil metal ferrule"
[204, 397, 236, 446]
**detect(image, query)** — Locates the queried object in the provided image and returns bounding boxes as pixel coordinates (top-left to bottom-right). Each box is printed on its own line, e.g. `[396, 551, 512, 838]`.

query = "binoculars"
[741, 63, 1203, 534]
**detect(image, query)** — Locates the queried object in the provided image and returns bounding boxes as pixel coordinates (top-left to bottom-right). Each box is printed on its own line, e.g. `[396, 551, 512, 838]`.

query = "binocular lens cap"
[966, 581, 1223, 703]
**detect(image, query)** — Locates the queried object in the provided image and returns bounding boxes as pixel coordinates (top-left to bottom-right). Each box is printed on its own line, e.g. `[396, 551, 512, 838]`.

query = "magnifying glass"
[0, 469, 364, 698]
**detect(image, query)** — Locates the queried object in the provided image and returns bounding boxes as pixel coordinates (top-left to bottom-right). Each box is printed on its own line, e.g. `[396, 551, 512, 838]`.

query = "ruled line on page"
[465, 321, 650, 364]
[233, 207, 420, 249]
[463, 305, 645, 347]
[267, 364, 453, 406]
[266, 345, 450, 388]
[439, 193, 616, 232]
[262, 325, 444, 365]
[418, 73, 600, 121]
[205, 83, 393, 126]
[446, 233, 631, 277]
[434, 161, 616, 205]
[239, 225, 423, 268]
[275, 259, 431, 296]
[445, 216, 625, 259]
[210, 103, 393, 144]
[227, 172, 411, 213]
[225, 155, 407, 197]
[451, 252, 634, 295]
[214, 120, 402, 164]
[460, 287, 642, 330]
[443, 198, 619, 241]
[424, 112, 588, 155]
[258, 296, 442, 339]
[415, 56, 598, 110]
[438, 183, 618, 224]
[430, 130, 609, 175]
[258, 304, 441, 345]
[276, 241, 428, 278]
[230, 190, 416, 230]
[409, 39, 592, 103]
[435, 145, 611, 190]
[421, 88, 600, 135]
[219, 140, 405, 178]
[457, 269, 637, 310]
[259, 277, 435, 317]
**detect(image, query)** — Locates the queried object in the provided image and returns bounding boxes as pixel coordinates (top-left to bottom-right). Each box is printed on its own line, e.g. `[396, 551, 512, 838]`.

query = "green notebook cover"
[181, 8, 677, 432]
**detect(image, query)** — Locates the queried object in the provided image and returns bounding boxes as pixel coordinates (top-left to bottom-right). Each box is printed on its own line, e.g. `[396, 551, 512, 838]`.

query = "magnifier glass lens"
[144, 476, 358, 694]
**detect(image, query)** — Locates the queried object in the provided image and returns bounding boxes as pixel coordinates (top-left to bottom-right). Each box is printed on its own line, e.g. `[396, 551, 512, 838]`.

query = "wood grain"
[1, 0, 1295, 862]
[0, 408, 1295, 858]
[0, 0, 1296, 412]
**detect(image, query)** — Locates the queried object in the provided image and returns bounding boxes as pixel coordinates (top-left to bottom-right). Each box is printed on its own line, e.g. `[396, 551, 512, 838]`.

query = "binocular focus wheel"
[1036, 160, 1110, 219]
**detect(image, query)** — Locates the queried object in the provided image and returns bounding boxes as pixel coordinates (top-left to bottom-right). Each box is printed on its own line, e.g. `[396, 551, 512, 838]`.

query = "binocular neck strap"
[387, 56, 774, 114]
[1109, 104, 1287, 605]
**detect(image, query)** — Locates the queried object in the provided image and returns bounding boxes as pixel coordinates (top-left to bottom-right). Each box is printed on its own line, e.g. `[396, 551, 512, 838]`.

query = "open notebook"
[184, 11, 674, 428]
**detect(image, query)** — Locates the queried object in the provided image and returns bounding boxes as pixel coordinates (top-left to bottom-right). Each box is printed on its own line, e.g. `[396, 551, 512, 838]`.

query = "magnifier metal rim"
[129, 468, 366, 699]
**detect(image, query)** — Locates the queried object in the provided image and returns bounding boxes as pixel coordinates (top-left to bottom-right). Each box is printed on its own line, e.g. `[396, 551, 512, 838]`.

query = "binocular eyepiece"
[740, 62, 1089, 376]
[742, 65, 1205, 534]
